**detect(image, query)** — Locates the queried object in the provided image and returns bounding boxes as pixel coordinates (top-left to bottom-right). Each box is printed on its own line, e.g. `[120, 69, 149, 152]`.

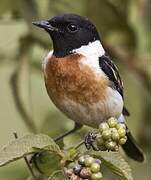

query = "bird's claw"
[84, 132, 99, 151]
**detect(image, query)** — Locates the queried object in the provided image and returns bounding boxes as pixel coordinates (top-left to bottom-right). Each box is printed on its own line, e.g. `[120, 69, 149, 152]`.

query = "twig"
[13, 132, 37, 180]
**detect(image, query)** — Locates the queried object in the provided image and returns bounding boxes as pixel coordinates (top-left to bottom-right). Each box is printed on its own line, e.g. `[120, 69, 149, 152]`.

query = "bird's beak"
[32, 20, 58, 32]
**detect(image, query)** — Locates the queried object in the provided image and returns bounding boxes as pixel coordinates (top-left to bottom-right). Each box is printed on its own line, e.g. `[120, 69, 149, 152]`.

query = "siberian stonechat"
[33, 14, 144, 162]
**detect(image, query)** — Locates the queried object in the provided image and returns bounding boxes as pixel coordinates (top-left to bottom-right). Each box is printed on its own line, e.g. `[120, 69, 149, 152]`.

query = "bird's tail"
[122, 128, 145, 162]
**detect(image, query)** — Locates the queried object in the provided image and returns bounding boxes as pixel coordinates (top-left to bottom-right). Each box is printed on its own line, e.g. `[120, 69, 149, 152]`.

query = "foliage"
[0, 134, 62, 167]
[0, 132, 133, 180]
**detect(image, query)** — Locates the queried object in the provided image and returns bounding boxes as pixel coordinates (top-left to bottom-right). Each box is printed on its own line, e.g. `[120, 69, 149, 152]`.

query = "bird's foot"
[84, 132, 99, 151]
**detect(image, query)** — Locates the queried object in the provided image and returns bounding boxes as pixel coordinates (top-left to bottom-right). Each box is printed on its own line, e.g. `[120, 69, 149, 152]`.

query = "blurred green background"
[0, 0, 151, 179]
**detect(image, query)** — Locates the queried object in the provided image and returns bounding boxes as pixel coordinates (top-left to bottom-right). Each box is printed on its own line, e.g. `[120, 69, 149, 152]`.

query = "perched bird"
[33, 14, 144, 162]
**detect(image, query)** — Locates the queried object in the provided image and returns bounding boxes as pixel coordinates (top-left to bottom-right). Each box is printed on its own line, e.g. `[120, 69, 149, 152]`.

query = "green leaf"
[63, 132, 83, 149]
[89, 151, 133, 180]
[48, 170, 68, 180]
[0, 134, 61, 167]
[33, 151, 62, 176]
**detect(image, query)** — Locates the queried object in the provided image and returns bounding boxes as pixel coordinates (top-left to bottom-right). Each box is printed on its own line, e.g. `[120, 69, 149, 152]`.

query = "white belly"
[55, 87, 123, 128]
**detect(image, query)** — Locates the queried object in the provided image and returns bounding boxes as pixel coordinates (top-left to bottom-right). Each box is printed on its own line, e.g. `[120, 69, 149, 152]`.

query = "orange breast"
[43, 54, 109, 106]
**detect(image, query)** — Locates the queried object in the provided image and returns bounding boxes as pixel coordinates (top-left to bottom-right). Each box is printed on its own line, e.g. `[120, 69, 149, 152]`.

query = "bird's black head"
[33, 14, 100, 57]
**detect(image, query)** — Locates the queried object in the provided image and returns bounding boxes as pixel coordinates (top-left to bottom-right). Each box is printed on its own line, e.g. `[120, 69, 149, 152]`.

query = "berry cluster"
[66, 155, 102, 180]
[96, 117, 127, 151]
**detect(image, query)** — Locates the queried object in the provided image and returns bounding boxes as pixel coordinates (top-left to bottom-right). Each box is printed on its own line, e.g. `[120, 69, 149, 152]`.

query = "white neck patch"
[73, 40, 106, 75]
[72, 40, 105, 57]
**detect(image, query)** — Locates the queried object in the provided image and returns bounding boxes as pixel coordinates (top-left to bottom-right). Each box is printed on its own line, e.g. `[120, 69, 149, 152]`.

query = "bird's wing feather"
[99, 55, 130, 116]
[99, 55, 124, 97]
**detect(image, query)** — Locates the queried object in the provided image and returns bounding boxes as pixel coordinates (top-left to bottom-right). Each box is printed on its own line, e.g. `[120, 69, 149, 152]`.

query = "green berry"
[111, 131, 120, 141]
[84, 157, 95, 167]
[115, 124, 121, 130]
[102, 130, 111, 140]
[105, 141, 111, 149]
[107, 117, 118, 128]
[99, 122, 109, 133]
[91, 172, 103, 179]
[90, 163, 100, 173]
[105, 141, 117, 151]
[110, 128, 118, 133]
[119, 136, 127, 145]
[116, 123, 126, 130]
[118, 128, 126, 138]
[96, 136, 104, 146]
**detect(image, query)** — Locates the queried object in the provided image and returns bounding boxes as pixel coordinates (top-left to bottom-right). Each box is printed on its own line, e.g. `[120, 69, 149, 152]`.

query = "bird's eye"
[67, 24, 78, 32]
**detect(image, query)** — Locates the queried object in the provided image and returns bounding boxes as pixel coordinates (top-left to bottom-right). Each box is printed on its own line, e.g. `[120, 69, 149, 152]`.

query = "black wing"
[99, 55, 130, 116]
[99, 55, 124, 97]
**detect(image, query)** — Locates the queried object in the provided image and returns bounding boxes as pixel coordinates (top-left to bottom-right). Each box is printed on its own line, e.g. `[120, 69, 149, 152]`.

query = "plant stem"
[13, 132, 37, 180]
